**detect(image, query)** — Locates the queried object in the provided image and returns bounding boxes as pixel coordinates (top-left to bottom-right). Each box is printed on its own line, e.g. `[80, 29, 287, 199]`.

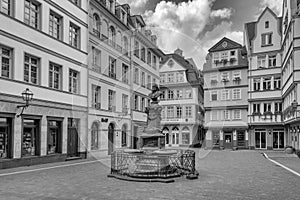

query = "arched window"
[122, 124, 127, 147]
[91, 122, 99, 150]
[102, 20, 108, 39]
[162, 127, 169, 144]
[109, 26, 116, 46]
[123, 36, 128, 55]
[92, 14, 101, 37]
[182, 127, 190, 145]
[172, 127, 179, 145]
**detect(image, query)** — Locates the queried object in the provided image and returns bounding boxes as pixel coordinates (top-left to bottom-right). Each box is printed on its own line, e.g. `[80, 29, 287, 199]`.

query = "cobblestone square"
[0, 150, 299, 200]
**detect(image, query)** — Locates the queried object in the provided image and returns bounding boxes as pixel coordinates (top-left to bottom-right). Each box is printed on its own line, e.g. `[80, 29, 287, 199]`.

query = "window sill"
[261, 44, 273, 47]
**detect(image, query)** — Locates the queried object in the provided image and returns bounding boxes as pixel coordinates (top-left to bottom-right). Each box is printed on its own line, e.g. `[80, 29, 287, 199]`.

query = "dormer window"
[265, 21, 269, 28]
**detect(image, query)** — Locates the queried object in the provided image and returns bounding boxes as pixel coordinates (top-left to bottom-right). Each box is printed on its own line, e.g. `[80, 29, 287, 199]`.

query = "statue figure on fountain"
[140, 84, 165, 148]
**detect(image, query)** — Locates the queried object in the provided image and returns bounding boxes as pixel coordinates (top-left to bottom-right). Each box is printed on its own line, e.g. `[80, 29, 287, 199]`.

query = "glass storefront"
[22, 119, 39, 157]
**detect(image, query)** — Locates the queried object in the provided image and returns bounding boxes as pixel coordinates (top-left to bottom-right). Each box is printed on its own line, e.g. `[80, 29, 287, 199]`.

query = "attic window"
[265, 21, 269, 28]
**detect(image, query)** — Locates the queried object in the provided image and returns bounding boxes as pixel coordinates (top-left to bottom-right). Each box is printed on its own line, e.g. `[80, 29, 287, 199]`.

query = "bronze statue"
[148, 84, 162, 103]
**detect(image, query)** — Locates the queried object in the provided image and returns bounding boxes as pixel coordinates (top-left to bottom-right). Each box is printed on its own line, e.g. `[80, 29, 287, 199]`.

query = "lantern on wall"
[16, 88, 33, 117]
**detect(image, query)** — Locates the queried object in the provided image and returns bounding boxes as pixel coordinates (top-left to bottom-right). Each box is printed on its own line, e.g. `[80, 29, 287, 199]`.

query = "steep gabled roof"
[257, 7, 278, 22]
[161, 53, 195, 70]
[208, 37, 242, 52]
[244, 22, 256, 45]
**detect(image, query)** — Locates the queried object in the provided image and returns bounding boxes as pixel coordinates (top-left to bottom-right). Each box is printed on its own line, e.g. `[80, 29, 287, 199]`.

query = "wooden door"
[224, 133, 233, 149]
[67, 127, 78, 157]
[108, 123, 114, 155]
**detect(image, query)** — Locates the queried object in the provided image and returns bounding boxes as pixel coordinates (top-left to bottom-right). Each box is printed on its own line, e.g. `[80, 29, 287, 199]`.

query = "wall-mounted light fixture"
[16, 88, 33, 117]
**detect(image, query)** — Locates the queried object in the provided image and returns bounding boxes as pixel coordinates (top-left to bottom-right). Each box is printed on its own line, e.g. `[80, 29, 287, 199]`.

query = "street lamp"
[16, 88, 33, 117]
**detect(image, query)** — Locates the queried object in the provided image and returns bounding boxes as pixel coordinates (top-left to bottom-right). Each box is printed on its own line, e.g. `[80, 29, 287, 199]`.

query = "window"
[0, 0, 11, 15]
[122, 64, 129, 84]
[108, 57, 116, 79]
[230, 50, 236, 56]
[253, 78, 261, 91]
[182, 127, 190, 145]
[268, 55, 276, 67]
[121, 124, 127, 147]
[140, 97, 145, 112]
[147, 75, 151, 89]
[69, 69, 79, 93]
[263, 77, 271, 90]
[275, 102, 282, 113]
[92, 85, 101, 109]
[221, 52, 228, 61]
[213, 131, 219, 145]
[233, 71, 241, 81]
[274, 77, 281, 89]
[69, 22, 80, 48]
[22, 119, 39, 157]
[176, 106, 182, 118]
[91, 122, 99, 150]
[49, 11, 62, 40]
[211, 91, 218, 101]
[176, 89, 183, 99]
[134, 95, 138, 110]
[168, 90, 174, 99]
[176, 72, 184, 82]
[232, 89, 241, 100]
[233, 110, 241, 120]
[160, 74, 166, 83]
[265, 21, 269, 28]
[261, 33, 272, 46]
[92, 13, 101, 37]
[257, 56, 266, 68]
[108, 26, 116, 46]
[134, 68, 139, 84]
[185, 89, 192, 99]
[221, 90, 230, 100]
[223, 110, 230, 120]
[108, 90, 116, 111]
[147, 51, 151, 65]
[213, 52, 220, 64]
[123, 36, 129, 55]
[49, 62, 62, 90]
[47, 120, 61, 154]
[70, 0, 80, 6]
[0, 46, 12, 78]
[24, 0, 40, 29]
[24, 54, 39, 84]
[211, 110, 218, 121]
[210, 74, 218, 86]
[167, 73, 174, 83]
[122, 94, 128, 113]
[185, 106, 192, 118]
[253, 103, 261, 114]
[263, 103, 271, 113]
[92, 47, 101, 71]
[152, 55, 157, 69]
[167, 106, 174, 118]
[221, 72, 229, 82]
[141, 46, 146, 61]
[134, 40, 139, 57]
[141, 71, 145, 87]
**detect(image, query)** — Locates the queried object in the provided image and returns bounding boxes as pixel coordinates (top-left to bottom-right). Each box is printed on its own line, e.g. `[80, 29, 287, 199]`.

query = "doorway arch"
[108, 123, 115, 155]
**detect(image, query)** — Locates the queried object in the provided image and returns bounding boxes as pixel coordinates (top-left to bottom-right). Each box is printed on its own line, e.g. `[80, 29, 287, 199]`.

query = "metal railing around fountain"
[110, 149, 196, 179]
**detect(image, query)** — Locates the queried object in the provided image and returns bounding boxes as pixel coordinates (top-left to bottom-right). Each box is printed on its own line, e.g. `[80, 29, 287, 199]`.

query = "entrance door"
[224, 133, 232, 149]
[171, 127, 179, 146]
[273, 131, 284, 149]
[67, 127, 78, 157]
[0, 126, 8, 158]
[255, 130, 266, 149]
[108, 123, 114, 155]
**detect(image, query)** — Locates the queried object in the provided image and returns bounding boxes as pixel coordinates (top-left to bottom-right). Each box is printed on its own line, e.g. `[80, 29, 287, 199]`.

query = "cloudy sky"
[118, 0, 283, 69]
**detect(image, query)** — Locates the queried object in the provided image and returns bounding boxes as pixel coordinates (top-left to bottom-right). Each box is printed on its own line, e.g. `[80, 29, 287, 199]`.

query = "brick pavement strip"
[0, 150, 299, 200]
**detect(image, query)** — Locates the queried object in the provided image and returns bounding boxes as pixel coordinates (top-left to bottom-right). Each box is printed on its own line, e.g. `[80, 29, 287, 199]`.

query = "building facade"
[0, 0, 89, 169]
[159, 49, 204, 147]
[87, 0, 163, 155]
[88, 0, 132, 156]
[244, 7, 285, 150]
[281, 0, 300, 150]
[203, 37, 249, 150]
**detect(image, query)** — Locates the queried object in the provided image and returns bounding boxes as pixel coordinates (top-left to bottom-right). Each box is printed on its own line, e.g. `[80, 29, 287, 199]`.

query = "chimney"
[174, 48, 183, 57]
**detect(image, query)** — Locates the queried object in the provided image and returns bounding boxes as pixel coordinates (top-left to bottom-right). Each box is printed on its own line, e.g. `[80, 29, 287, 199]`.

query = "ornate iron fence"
[111, 149, 196, 179]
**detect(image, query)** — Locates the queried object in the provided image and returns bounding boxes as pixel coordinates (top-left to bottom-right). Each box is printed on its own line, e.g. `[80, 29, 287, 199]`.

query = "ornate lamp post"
[16, 88, 33, 117]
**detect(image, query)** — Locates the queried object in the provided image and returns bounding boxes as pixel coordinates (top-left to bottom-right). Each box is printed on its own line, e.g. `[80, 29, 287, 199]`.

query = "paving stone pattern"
[0, 150, 299, 200]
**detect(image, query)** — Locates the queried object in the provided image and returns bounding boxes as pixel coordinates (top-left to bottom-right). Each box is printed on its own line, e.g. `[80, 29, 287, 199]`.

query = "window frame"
[24, 53, 40, 85]
[24, 0, 40, 29]
[69, 22, 81, 49]
[49, 10, 63, 40]
[49, 62, 62, 90]
[69, 69, 79, 94]
[0, 45, 12, 79]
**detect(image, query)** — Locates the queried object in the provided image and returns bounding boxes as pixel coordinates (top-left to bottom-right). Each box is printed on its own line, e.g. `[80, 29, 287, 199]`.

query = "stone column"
[219, 130, 224, 149]
[245, 130, 249, 148]
[40, 116, 47, 156]
[233, 130, 237, 150]
[13, 116, 22, 158]
[62, 117, 68, 154]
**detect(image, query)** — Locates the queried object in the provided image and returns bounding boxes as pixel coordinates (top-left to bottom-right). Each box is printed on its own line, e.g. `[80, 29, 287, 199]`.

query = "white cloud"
[259, 0, 282, 16]
[142, 0, 240, 69]
[118, 0, 149, 14]
[210, 8, 234, 19]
